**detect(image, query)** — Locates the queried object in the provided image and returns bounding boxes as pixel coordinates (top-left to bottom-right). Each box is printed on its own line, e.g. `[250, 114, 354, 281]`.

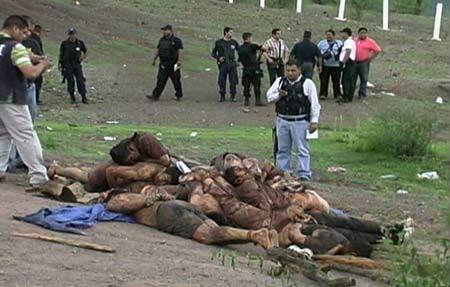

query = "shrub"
[352, 104, 435, 157]
[393, 0, 425, 15]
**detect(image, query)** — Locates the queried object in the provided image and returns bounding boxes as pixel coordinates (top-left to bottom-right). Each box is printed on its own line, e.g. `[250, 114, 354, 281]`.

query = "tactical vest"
[0, 36, 27, 105]
[158, 36, 179, 64]
[275, 77, 311, 119]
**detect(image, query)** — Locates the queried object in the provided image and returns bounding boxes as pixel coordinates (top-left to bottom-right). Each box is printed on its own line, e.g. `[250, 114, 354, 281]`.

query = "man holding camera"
[266, 60, 321, 181]
[237, 32, 265, 106]
[318, 29, 343, 100]
[263, 28, 289, 85]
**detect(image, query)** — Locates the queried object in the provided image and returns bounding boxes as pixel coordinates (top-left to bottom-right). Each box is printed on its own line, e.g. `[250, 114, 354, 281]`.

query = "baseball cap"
[161, 24, 173, 31]
[340, 27, 352, 35]
[67, 27, 77, 35]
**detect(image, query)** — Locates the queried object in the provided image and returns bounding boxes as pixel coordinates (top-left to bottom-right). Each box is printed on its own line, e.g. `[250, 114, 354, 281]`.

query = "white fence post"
[335, 0, 347, 21]
[382, 0, 389, 30]
[260, 0, 265, 9]
[296, 0, 302, 14]
[432, 2, 443, 41]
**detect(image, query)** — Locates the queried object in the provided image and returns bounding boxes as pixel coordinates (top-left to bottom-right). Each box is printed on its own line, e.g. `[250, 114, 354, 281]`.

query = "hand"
[309, 123, 318, 133]
[286, 205, 304, 221]
[58, 63, 62, 71]
[318, 66, 322, 74]
[39, 58, 51, 69]
[218, 57, 225, 63]
[279, 89, 288, 98]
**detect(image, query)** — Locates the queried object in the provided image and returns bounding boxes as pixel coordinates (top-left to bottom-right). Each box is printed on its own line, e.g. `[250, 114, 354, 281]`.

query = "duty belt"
[277, 114, 308, 122]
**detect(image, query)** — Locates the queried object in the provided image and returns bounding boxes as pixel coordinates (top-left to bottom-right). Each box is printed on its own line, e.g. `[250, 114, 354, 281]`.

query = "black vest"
[0, 36, 27, 105]
[275, 77, 311, 118]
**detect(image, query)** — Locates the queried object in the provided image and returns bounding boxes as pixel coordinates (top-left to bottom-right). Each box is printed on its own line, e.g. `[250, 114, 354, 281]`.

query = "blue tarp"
[13, 204, 135, 235]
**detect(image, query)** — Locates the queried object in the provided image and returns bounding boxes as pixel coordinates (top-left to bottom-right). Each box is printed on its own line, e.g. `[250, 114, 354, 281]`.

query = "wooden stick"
[12, 232, 115, 253]
[267, 247, 356, 287]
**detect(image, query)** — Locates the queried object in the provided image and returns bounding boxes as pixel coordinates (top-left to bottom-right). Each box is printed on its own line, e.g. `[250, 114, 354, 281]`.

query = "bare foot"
[47, 162, 60, 179]
[251, 228, 271, 249]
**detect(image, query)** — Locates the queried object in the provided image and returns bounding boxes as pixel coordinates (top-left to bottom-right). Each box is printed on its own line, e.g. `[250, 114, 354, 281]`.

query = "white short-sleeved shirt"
[339, 38, 356, 62]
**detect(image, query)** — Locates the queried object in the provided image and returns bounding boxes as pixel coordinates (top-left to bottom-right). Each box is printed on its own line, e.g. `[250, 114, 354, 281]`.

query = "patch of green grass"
[36, 121, 449, 196]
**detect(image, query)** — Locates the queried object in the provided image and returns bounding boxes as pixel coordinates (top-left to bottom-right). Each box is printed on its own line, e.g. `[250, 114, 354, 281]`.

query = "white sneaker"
[30, 175, 49, 188]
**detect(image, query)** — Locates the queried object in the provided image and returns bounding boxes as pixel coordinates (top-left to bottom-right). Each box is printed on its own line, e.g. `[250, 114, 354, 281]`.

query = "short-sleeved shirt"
[157, 35, 183, 64]
[291, 40, 321, 65]
[355, 37, 381, 62]
[22, 37, 43, 56]
[211, 38, 239, 63]
[339, 38, 356, 62]
[317, 39, 343, 67]
[0, 32, 32, 68]
[263, 37, 289, 60]
[59, 38, 87, 67]
[238, 43, 261, 68]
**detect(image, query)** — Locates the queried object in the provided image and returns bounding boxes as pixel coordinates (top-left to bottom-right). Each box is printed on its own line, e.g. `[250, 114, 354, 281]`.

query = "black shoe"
[230, 96, 237, 102]
[37, 100, 43, 105]
[70, 99, 77, 104]
[255, 101, 266, 106]
[82, 98, 89, 104]
[320, 95, 327, 100]
[146, 94, 159, 101]
[244, 98, 250, 106]
[175, 96, 182, 101]
[219, 95, 225, 102]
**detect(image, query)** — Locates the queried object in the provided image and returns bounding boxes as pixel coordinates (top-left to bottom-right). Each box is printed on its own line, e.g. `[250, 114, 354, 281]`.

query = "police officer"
[148, 25, 184, 101]
[266, 60, 321, 181]
[211, 27, 239, 102]
[237, 32, 264, 106]
[58, 28, 88, 104]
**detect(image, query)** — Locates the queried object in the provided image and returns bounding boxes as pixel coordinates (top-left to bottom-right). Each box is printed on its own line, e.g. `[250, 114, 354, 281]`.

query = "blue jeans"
[276, 117, 312, 179]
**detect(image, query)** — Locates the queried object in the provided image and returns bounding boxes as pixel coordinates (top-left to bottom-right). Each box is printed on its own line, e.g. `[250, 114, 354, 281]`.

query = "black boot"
[244, 97, 250, 106]
[230, 95, 236, 102]
[70, 93, 77, 104]
[255, 95, 265, 106]
[219, 94, 225, 102]
[81, 94, 89, 104]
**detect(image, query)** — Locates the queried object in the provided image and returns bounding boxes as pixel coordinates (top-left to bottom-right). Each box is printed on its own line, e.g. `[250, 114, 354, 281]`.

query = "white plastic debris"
[367, 82, 375, 88]
[45, 126, 53, 131]
[288, 245, 313, 260]
[205, 68, 211, 72]
[74, 1, 80, 5]
[103, 136, 117, 141]
[123, 64, 127, 67]
[190, 132, 198, 137]
[176, 161, 191, 174]
[436, 97, 444, 104]
[326, 166, 347, 173]
[243, 108, 250, 113]
[417, 171, 440, 180]
[156, 132, 163, 137]
[381, 91, 396, 97]
[105, 120, 119, 124]
[380, 174, 397, 179]
[396, 189, 409, 195]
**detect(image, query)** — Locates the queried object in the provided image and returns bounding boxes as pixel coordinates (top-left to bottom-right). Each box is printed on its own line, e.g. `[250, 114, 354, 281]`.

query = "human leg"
[151, 65, 170, 99]
[229, 62, 238, 100]
[242, 75, 251, 106]
[319, 66, 331, 98]
[169, 69, 183, 99]
[276, 118, 293, 172]
[47, 162, 90, 183]
[74, 65, 87, 103]
[358, 61, 370, 98]
[330, 66, 342, 99]
[290, 120, 311, 180]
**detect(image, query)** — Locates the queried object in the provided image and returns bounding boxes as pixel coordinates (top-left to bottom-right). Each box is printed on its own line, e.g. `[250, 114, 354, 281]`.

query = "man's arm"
[315, 46, 323, 73]
[266, 78, 285, 103]
[12, 43, 49, 79]
[176, 38, 184, 65]
[283, 41, 290, 63]
[304, 79, 321, 132]
[80, 41, 87, 62]
[58, 41, 64, 70]
[262, 40, 274, 63]
[152, 48, 159, 66]
[368, 39, 382, 62]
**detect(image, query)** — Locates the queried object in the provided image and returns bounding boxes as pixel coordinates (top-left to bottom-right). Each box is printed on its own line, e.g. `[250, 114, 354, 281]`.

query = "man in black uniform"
[58, 28, 88, 104]
[31, 24, 45, 105]
[211, 27, 239, 102]
[237, 33, 264, 106]
[291, 31, 322, 79]
[148, 25, 183, 101]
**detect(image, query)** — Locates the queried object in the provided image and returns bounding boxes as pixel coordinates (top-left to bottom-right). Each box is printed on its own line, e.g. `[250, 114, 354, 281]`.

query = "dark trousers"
[354, 60, 370, 97]
[341, 60, 356, 102]
[64, 64, 86, 99]
[152, 63, 183, 98]
[319, 66, 341, 98]
[34, 75, 43, 103]
[242, 74, 261, 102]
[218, 62, 238, 97]
[301, 62, 314, 79]
[267, 62, 284, 85]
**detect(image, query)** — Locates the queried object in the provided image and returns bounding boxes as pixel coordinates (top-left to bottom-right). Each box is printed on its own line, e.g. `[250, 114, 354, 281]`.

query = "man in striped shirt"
[263, 28, 290, 85]
[0, 15, 50, 186]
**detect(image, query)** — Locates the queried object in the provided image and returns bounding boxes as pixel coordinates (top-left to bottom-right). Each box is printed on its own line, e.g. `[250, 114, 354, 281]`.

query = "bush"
[352, 104, 435, 157]
[393, 0, 424, 15]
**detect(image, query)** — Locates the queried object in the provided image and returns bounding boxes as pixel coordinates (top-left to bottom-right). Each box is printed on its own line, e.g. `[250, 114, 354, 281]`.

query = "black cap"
[161, 24, 173, 31]
[67, 27, 77, 35]
[303, 31, 312, 38]
[340, 27, 352, 36]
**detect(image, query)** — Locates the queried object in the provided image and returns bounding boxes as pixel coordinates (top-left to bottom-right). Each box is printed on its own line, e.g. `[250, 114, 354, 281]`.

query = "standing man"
[263, 28, 289, 85]
[266, 60, 321, 181]
[0, 15, 50, 186]
[237, 32, 264, 106]
[317, 29, 343, 100]
[58, 28, 88, 104]
[32, 24, 45, 105]
[148, 25, 184, 101]
[211, 27, 239, 102]
[354, 27, 381, 99]
[338, 28, 357, 103]
[290, 31, 322, 79]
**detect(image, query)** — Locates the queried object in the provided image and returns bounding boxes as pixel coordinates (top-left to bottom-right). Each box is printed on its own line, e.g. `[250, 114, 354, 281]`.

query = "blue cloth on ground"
[13, 204, 135, 235]
[330, 207, 349, 217]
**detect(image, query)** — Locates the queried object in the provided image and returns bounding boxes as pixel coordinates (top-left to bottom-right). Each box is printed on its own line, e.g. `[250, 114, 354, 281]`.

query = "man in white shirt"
[338, 28, 356, 103]
[266, 60, 321, 181]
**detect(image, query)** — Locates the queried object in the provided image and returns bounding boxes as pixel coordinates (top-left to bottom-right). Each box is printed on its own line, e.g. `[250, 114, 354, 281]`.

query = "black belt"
[277, 115, 308, 122]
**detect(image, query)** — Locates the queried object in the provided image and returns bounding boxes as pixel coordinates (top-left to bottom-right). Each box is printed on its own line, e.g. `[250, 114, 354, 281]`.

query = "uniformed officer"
[237, 32, 264, 106]
[211, 27, 239, 102]
[58, 28, 88, 104]
[148, 25, 184, 101]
